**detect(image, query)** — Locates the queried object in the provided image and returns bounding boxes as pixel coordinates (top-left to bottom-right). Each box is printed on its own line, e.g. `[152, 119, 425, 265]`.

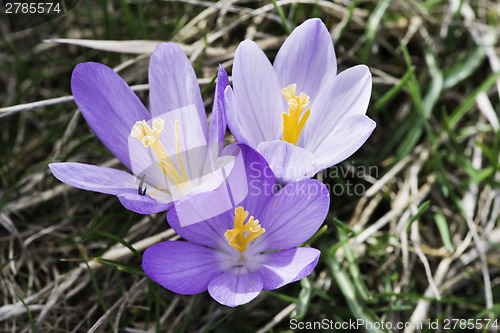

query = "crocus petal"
[230, 143, 276, 215]
[258, 247, 320, 290]
[49, 162, 137, 195]
[209, 65, 230, 154]
[166, 144, 275, 247]
[252, 179, 329, 251]
[142, 241, 221, 294]
[228, 40, 284, 147]
[224, 86, 252, 146]
[118, 192, 173, 214]
[71, 62, 150, 171]
[312, 114, 376, 172]
[170, 146, 247, 227]
[154, 105, 209, 181]
[257, 140, 317, 185]
[302, 65, 372, 152]
[148, 42, 208, 138]
[273, 18, 336, 96]
[167, 206, 233, 250]
[208, 270, 264, 307]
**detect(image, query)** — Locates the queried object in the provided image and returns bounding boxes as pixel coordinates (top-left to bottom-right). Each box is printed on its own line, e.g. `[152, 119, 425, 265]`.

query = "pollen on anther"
[152, 118, 164, 133]
[131, 121, 146, 140]
[225, 206, 265, 253]
[142, 135, 155, 147]
[282, 84, 311, 145]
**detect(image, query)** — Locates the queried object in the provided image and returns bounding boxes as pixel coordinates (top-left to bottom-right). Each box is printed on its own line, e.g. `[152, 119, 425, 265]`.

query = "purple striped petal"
[209, 65, 230, 154]
[118, 192, 173, 214]
[302, 65, 372, 153]
[166, 144, 275, 247]
[142, 241, 221, 294]
[228, 40, 284, 147]
[71, 62, 150, 171]
[257, 140, 316, 184]
[312, 114, 376, 172]
[49, 162, 137, 195]
[259, 247, 320, 290]
[252, 179, 329, 251]
[273, 18, 337, 97]
[208, 270, 263, 307]
[171, 145, 248, 227]
[148, 43, 208, 139]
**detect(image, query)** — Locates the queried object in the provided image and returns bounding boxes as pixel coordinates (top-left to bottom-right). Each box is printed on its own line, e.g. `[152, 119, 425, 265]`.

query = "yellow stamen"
[224, 206, 265, 253]
[282, 84, 311, 145]
[131, 119, 188, 187]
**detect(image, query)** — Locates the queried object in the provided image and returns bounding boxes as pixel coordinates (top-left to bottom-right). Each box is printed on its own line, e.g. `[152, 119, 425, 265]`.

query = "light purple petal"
[49, 162, 137, 195]
[258, 247, 320, 290]
[228, 40, 284, 147]
[230, 143, 276, 215]
[150, 105, 209, 181]
[302, 65, 372, 152]
[208, 270, 263, 307]
[166, 144, 275, 248]
[224, 86, 252, 146]
[167, 205, 233, 250]
[148, 43, 208, 138]
[252, 179, 329, 251]
[71, 62, 150, 171]
[312, 114, 376, 172]
[257, 140, 317, 185]
[273, 18, 336, 97]
[142, 241, 221, 294]
[171, 145, 248, 227]
[209, 65, 230, 154]
[118, 193, 173, 214]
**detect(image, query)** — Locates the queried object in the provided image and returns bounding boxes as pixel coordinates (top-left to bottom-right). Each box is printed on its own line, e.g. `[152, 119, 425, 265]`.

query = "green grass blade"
[16, 292, 36, 333]
[362, 0, 391, 63]
[326, 255, 389, 333]
[295, 276, 313, 321]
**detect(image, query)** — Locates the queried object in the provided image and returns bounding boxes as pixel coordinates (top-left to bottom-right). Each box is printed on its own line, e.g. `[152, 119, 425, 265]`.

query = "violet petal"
[258, 247, 320, 290]
[257, 140, 317, 185]
[251, 179, 329, 251]
[228, 40, 284, 147]
[71, 62, 150, 170]
[208, 270, 263, 307]
[209, 65, 230, 154]
[49, 162, 137, 195]
[148, 42, 208, 138]
[142, 241, 221, 294]
[273, 18, 337, 97]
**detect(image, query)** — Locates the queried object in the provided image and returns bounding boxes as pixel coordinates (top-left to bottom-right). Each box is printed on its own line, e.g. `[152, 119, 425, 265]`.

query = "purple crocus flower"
[225, 18, 376, 184]
[49, 43, 231, 215]
[142, 144, 329, 307]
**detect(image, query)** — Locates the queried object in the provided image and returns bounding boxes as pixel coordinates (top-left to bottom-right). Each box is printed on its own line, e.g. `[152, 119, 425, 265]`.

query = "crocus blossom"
[225, 18, 376, 184]
[49, 43, 235, 216]
[142, 144, 330, 307]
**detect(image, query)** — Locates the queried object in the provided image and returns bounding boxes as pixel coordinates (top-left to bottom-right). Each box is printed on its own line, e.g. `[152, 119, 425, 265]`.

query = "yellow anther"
[224, 206, 265, 253]
[152, 118, 164, 133]
[142, 135, 155, 147]
[281, 84, 311, 145]
[130, 119, 188, 188]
